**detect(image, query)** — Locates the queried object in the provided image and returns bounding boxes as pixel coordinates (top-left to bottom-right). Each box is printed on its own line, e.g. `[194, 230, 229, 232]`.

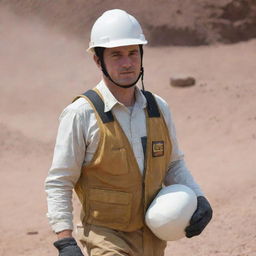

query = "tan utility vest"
[74, 88, 172, 232]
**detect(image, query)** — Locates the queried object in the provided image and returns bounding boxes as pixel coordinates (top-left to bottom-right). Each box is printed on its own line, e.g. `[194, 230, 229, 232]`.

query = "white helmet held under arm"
[145, 184, 197, 241]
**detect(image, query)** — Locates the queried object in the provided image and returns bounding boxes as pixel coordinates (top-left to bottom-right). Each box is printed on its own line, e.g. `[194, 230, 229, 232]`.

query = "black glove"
[53, 237, 84, 256]
[185, 196, 213, 238]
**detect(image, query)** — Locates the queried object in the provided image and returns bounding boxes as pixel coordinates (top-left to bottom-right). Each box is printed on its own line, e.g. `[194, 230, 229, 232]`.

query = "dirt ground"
[0, 6, 255, 256]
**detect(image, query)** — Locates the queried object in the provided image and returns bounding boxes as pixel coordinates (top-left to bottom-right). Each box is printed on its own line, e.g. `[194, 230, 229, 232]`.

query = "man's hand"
[185, 196, 213, 238]
[54, 237, 84, 256]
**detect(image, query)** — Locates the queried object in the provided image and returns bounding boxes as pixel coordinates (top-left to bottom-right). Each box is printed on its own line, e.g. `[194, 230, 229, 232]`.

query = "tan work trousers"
[77, 224, 166, 256]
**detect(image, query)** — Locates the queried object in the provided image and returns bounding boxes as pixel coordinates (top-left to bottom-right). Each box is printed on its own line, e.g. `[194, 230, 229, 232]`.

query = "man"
[45, 9, 212, 256]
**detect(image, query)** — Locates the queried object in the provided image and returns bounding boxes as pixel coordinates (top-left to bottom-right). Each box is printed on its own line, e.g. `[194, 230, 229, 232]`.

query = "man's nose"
[120, 56, 132, 68]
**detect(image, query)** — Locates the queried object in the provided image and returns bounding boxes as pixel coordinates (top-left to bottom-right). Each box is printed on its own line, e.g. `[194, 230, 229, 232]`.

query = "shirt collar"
[96, 80, 147, 112]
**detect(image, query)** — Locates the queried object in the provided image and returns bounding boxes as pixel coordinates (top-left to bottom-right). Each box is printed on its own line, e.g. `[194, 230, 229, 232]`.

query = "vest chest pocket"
[101, 147, 129, 175]
[87, 188, 132, 229]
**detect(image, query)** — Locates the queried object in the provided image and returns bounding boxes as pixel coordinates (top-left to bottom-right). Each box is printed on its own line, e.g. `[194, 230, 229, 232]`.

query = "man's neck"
[104, 78, 136, 107]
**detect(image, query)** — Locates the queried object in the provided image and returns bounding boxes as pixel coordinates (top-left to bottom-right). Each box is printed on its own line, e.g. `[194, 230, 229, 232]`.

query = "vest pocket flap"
[89, 188, 132, 205]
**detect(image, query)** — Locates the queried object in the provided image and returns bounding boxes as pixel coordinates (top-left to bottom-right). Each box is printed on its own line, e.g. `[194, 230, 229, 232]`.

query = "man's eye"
[112, 53, 121, 57]
[130, 51, 139, 56]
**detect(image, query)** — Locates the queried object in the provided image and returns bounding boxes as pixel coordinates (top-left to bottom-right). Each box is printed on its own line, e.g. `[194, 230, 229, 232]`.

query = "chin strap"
[101, 64, 143, 89]
[141, 67, 145, 91]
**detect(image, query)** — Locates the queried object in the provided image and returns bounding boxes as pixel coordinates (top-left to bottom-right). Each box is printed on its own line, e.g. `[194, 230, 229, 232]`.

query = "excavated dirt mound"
[1, 0, 256, 46]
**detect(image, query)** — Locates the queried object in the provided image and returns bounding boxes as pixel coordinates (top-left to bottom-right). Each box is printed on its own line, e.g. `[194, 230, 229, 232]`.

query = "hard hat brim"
[87, 38, 148, 53]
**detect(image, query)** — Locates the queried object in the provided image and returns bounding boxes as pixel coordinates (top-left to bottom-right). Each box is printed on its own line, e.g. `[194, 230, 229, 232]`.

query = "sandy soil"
[0, 7, 255, 256]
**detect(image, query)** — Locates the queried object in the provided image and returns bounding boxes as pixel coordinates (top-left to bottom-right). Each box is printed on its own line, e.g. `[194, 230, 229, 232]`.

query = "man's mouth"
[120, 71, 134, 75]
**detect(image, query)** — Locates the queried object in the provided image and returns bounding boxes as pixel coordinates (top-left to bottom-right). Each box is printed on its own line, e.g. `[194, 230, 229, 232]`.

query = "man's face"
[103, 45, 141, 86]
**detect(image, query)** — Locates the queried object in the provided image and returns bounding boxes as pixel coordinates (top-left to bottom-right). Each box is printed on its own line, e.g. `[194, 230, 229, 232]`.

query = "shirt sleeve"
[154, 94, 204, 196]
[164, 159, 204, 196]
[44, 106, 86, 233]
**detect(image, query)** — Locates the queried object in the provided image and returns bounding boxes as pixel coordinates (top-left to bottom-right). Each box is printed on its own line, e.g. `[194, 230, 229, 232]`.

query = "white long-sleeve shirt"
[45, 80, 203, 233]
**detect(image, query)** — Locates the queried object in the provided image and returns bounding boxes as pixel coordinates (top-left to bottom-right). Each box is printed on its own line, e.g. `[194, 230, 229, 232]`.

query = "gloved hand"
[53, 237, 84, 256]
[185, 196, 213, 238]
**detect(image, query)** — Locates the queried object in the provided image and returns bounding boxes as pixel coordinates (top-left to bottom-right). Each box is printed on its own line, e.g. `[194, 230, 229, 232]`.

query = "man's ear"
[93, 54, 101, 69]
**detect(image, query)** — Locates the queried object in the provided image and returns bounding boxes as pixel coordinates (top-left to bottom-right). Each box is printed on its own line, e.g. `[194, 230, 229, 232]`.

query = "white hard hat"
[87, 9, 147, 52]
[145, 184, 197, 241]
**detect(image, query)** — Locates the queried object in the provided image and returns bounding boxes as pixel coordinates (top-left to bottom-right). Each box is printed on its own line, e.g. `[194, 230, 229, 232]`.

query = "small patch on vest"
[152, 141, 164, 157]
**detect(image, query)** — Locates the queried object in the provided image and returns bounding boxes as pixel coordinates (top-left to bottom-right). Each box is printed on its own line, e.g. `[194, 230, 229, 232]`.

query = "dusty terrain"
[2, 0, 256, 45]
[0, 4, 256, 256]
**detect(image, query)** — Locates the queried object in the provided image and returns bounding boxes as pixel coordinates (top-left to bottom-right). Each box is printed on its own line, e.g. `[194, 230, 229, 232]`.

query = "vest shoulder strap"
[76, 89, 159, 122]
[82, 90, 114, 123]
[142, 90, 161, 118]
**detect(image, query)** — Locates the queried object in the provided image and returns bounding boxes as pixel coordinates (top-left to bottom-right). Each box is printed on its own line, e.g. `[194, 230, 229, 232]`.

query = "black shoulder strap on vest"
[142, 90, 160, 118]
[83, 90, 114, 123]
[81, 90, 159, 122]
